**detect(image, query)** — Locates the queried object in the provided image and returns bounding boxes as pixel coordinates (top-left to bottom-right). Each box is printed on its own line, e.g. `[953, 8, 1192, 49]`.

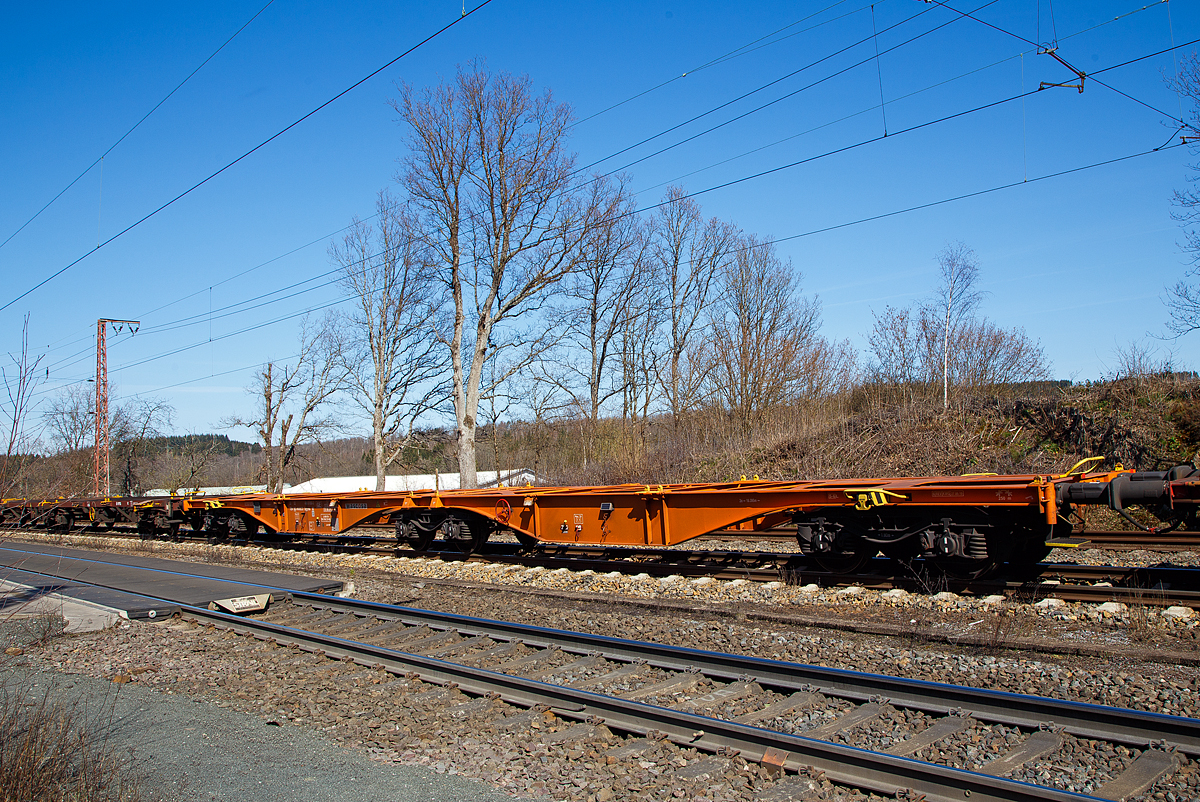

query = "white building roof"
[283, 469, 538, 494]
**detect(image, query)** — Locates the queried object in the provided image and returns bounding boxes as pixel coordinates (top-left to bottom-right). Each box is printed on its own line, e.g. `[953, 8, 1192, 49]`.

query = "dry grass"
[512, 373, 1200, 486]
[0, 680, 153, 802]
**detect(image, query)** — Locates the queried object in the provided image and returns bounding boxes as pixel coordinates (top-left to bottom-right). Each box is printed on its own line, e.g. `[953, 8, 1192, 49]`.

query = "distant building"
[145, 484, 285, 496]
[284, 469, 539, 494]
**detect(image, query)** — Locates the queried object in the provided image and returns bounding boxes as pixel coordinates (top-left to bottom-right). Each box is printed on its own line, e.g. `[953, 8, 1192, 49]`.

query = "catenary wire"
[0, 0, 496, 315]
[38, 31, 1200, 390]
[26, 15, 1194, 394]
[925, 0, 1187, 125]
[594, 0, 997, 179]
[573, 0, 873, 126]
[49, 0, 1167, 366]
[574, 1, 942, 175]
[34, 131, 1185, 403]
[0, 0, 278, 255]
[8, 0, 1045, 362]
[30, 4, 875, 358]
[636, 0, 1172, 195]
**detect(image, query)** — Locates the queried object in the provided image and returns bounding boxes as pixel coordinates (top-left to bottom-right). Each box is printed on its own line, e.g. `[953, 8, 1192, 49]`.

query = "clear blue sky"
[3, 0, 1199, 439]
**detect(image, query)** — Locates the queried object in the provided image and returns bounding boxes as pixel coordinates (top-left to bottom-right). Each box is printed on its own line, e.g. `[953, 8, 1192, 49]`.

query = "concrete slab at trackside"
[0, 572, 172, 631]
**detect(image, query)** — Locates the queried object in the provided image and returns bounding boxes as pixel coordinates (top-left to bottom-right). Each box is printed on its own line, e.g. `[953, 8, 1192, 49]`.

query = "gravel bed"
[828, 707, 933, 752]
[913, 720, 1023, 768]
[7, 532, 1200, 799]
[1047, 546, 1200, 568]
[1010, 736, 1135, 795]
[0, 658, 506, 802]
[15, 617, 895, 802]
[11, 534, 1199, 710]
[755, 694, 856, 736]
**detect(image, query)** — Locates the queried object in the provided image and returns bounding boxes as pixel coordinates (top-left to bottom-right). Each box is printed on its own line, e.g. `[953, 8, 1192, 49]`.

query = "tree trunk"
[458, 425, 477, 489]
[373, 403, 386, 492]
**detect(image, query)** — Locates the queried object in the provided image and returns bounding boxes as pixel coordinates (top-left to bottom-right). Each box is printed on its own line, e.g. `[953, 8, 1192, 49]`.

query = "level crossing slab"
[0, 542, 341, 610]
[0, 567, 179, 624]
[0, 540, 342, 594]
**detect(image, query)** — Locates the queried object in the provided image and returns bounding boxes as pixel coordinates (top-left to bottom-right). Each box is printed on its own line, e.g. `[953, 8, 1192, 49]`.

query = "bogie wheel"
[929, 557, 1001, 581]
[810, 551, 872, 574]
[396, 517, 436, 552]
[440, 515, 490, 554]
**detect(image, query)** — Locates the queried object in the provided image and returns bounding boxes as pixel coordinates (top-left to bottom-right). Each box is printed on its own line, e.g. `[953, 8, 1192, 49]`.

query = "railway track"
[6, 545, 1196, 799]
[187, 591, 1193, 801]
[7, 525, 1200, 608]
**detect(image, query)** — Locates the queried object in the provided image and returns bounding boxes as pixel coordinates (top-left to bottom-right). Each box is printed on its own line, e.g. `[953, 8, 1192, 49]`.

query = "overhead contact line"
[0, 0, 496, 314]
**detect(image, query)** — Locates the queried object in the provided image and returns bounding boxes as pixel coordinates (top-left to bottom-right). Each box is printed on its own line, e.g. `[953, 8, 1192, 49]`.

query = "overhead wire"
[574, 1, 941, 175]
[9, 0, 1019, 365]
[924, 0, 1186, 125]
[28, 5, 865, 362]
[36, 30, 1200, 392]
[40, 131, 1185, 403]
[25, 7, 1194, 405]
[0, 0, 497, 314]
[42, 29, 1197, 392]
[0, 0, 278, 254]
[635, 0, 1171, 195]
[573, 0, 872, 126]
[592, 0, 996, 180]
[23, 3, 938, 368]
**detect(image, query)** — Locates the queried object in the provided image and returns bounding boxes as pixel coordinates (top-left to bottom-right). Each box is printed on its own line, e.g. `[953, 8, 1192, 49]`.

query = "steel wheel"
[929, 556, 1001, 580]
[440, 515, 489, 554]
[810, 550, 871, 574]
[396, 518, 435, 551]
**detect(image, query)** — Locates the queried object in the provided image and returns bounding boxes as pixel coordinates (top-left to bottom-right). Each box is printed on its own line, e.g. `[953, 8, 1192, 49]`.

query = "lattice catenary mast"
[94, 318, 139, 496]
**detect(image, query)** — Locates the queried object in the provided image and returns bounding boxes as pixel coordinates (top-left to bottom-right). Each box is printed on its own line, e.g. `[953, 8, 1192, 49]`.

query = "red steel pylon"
[93, 318, 139, 496]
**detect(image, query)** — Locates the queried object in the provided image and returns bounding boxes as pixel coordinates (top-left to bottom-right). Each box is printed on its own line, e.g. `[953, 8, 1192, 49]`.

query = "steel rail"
[187, 601, 1097, 802]
[5, 526, 1200, 608]
[286, 591, 1200, 755]
[10, 534, 1187, 755]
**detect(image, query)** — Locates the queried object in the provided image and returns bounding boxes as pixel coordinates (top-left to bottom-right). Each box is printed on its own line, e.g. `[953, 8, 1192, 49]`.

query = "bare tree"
[930, 242, 984, 408]
[708, 234, 823, 429]
[330, 191, 446, 491]
[618, 277, 667, 465]
[158, 434, 223, 494]
[42, 383, 96, 495]
[394, 63, 592, 488]
[868, 305, 926, 389]
[1167, 52, 1200, 335]
[545, 175, 647, 421]
[868, 299, 1048, 398]
[228, 319, 345, 493]
[650, 187, 738, 422]
[110, 397, 173, 496]
[1108, 339, 1174, 382]
[1, 314, 44, 497]
[44, 384, 93, 454]
[950, 319, 1050, 388]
